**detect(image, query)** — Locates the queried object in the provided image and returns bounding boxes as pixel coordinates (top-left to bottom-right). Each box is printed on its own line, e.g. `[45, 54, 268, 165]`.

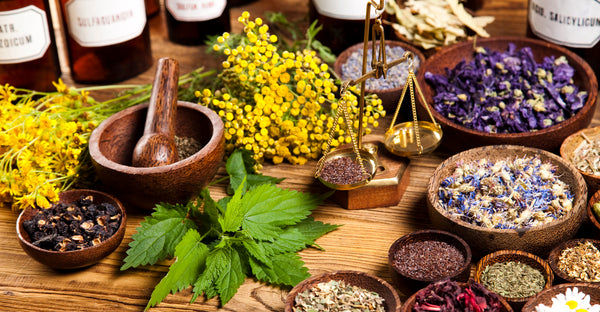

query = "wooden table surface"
[2, 0, 598, 311]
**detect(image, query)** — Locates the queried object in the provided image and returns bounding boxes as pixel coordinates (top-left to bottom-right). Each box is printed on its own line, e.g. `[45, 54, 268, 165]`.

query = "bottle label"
[528, 0, 600, 48]
[65, 0, 147, 47]
[166, 0, 227, 22]
[0, 6, 51, 64]
[312, 0, 385, 20]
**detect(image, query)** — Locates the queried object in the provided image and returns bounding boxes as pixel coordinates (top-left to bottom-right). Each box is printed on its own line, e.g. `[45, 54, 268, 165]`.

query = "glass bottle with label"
[309, 0, 389, 55]
[0, 0, 60, 91]
[58, 0, 153, 84]
[165, 0, 231, 45]
[526, 0, 600, 79]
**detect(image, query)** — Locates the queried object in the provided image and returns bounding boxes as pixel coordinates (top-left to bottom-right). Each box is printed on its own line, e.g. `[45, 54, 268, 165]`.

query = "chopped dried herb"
[557, 241, 600, 282]
[393, 240, 465, 280]
[480, 261, 545, 298]
[571, 132, 600, 176]
[174, 136, 203, 160]
[23, 195, 122, 252]
[425, 43, 587, 133]
[413, 279, 504, 312]
[294, 279, 385, 312]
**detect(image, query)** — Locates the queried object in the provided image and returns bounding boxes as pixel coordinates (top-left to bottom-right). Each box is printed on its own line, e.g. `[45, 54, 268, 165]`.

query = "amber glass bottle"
[526, 0, 600, 79]
[145, 0, 160, 17]
[165, 0, 231, 45]
[58, 0, 152, 84]
[0, 0, 60, 91]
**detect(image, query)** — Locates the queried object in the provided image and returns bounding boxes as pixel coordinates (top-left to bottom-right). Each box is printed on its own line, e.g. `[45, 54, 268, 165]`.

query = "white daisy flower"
[536, 287, 600, 312]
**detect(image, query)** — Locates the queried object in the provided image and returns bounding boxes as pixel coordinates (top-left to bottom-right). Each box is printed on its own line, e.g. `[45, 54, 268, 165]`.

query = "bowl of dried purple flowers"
[285, 270, 402, 312]
[417, 36, 597, 153]
[334, 40, 425, 111]
[400, 279, 514, 312]
[16, 189, 126, 270]
[427, 145, 588, 257]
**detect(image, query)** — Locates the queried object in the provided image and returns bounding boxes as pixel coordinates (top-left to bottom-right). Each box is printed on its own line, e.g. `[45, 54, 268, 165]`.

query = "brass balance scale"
[314, 0, 443, 208]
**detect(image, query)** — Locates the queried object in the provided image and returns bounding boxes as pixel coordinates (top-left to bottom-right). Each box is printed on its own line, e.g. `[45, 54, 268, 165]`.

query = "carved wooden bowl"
[427, 145, 588, 257]
[388, 229, 472, 297]
[588, 189, 600, 234]
[561, 127, 600, 196]
[285, 270, 401, 312]
[88, 101, 224, 210]
[548, 238, 600, 284]
[334, 40, 426, 111]
[16, 189, 126, 270]
[416, 36, 597, 153]
[474, 250, 553, 310]
[522, 283, 600, 312]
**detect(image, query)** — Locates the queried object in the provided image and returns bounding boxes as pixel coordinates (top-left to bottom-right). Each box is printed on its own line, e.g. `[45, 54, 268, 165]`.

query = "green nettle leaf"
[191, 247, 228, 303]
[226, 150, 282, 195]
[250, 252, 310, 286]
[146, 229, 209, 311]
[121, 203, 197, 270]
[219, 179, 245, 233]
[259, 218, 340, 255]
[214, 246, 246, 305]
[241, 238, 271, 267]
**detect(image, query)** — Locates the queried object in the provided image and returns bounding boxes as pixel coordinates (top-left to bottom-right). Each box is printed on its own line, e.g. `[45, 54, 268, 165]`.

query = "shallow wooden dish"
[16, 189, 126, 270]
[388, 229, 471, 297]
[400, 280, 514, 312]
[475, 250, 553, 310]
[416, 36, 598, 153]
[334, 40, 426, 111]
[588, 189, 600, 234]
[427, 145, 588, 257]
[522, 283, 600, 312]
[285, 270, 401, 312]
[88, 101, 225, 210]
[561, 127, 600, 196]
[548, 238, 600, 284]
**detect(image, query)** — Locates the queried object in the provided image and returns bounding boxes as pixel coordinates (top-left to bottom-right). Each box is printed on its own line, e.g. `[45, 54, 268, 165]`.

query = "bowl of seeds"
[548, 238, 600, 284]
[522, 283, 600, 312]
[561, 127, 600, 196]
[388, 229, 472, 297]
[474, 250, 553, 310]
[417, 36, 597, 153]
[285, 270, 401, 312]
[427, 145, 588, 257]
[334, 40, 425, 111]
[16, 189, 126, 270]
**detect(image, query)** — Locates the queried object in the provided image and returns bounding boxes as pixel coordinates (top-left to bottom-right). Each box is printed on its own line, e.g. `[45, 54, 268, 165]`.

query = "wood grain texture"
[3, 0, 600, 311]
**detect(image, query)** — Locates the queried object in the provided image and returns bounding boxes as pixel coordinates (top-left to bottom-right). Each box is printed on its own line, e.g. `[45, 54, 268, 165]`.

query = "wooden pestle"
[132, 57, 180, 167]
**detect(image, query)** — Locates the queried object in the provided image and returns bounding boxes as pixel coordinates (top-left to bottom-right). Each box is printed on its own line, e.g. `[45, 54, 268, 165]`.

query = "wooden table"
[1, 0, 597, 311]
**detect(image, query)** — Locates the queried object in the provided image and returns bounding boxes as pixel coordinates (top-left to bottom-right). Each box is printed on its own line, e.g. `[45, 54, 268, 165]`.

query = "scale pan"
[384, 121, 442, 157]
[317, 147, 378, 191]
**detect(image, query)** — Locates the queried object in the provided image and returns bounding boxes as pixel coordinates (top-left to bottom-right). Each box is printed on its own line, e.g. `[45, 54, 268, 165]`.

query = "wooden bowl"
[561, 127, 600, 196]
[16, 189, 126, 270]
[474, 250, 553, 310]
[548, 238, 600, 284]
[427, 145, 588, 257]
[416, 36, 598, 153]
[400, 280, 514, 312]
[285, 270, 401, 312]
[388, 229, 472, 297]
[334, 40, 426, 111]
[522, 283, 600, 312]
[88, 101, 225, 210]
[588, 189, 600, 234]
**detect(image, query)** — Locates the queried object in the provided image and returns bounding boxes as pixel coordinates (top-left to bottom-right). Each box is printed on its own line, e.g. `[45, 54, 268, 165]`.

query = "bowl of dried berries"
[522, 283, 600, 312]
[388, 229, 472, 297]
[334, 40, 426, 111]
[427, 145, 588, 257]
[16, 189, 126, 270]
[417, 36, 597, 153]
[400, 279, 514, 312]
[285, 270, 401, 312]
[561, 127, 600, 196]
[547, 238, 600, 284]
[474, 250, 553, 310]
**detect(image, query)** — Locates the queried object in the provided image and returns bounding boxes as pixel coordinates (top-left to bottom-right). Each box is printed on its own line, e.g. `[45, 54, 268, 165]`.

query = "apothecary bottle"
[145, 0, 160, 17]
[526, 0, 600, 79]
[165, 0, 231, 45]
[0, 0, 60, 91]
[58, 0, 153, 84]
[309, 0, 389, 55]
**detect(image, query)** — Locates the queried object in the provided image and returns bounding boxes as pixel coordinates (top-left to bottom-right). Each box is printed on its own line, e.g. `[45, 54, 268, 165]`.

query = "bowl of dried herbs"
[16, 189, 126, 270]
[475, 249, 553, 310]
[417, 36, 597, 153]
[548, 238, 600, 284]
[561, 126, 600, 196]
[427, 145, 588, 257]
[285, 270, 402, 312]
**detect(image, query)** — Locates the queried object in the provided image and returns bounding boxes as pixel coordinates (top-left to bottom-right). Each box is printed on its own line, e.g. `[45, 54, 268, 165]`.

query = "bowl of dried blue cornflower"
[334, 40, 425, 111]
[427, 145, 587, 258]
[417, 36, 597, 153]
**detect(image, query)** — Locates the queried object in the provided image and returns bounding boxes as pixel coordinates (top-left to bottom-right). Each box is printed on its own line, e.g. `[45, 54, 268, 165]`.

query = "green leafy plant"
[121, 149, 339, 310]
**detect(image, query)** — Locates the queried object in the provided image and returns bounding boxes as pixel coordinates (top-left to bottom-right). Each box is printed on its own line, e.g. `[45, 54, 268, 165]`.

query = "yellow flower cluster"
[199, 12, 385, 167]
